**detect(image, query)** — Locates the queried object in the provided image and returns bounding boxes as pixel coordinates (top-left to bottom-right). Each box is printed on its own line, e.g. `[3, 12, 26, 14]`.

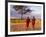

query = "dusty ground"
[10, 19, 41, 32]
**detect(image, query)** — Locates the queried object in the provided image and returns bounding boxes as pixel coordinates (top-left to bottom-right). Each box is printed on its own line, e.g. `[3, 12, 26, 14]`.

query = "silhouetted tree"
[13, 5, 32, 19]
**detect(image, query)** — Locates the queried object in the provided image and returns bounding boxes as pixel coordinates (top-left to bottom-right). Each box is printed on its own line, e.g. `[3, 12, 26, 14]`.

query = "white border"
[8, 2, 43, 35]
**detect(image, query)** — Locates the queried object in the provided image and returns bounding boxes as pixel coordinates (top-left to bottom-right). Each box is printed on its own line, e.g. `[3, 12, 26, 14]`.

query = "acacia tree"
[13, 5, 32, 19]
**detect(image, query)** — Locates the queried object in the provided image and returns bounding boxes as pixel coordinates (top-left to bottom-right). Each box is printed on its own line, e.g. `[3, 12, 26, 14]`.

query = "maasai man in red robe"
[32, 16, 36, 30]
[26, 17, 30, 30]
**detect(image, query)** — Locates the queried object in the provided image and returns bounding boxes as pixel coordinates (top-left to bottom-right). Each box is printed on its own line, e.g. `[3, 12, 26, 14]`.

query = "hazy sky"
[10, 5, 42, 19]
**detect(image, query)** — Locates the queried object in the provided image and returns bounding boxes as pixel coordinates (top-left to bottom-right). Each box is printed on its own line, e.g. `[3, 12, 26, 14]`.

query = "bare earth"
[10, 19, 41, 32]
